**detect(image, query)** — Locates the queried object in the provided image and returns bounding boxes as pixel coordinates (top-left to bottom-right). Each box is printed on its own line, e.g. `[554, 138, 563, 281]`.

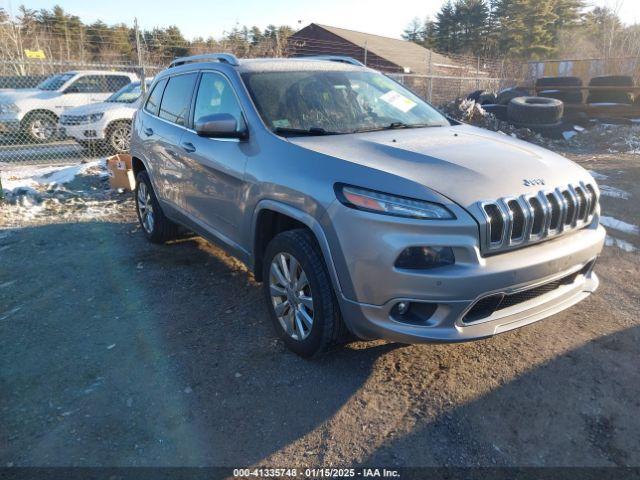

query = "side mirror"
[195, 113, 247, 139]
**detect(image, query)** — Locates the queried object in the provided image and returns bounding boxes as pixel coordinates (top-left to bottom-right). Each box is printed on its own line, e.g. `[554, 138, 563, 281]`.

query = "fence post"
[476, 56, 480, 90]
[134, 18, 146, 93]
[427, 50, 433, 103]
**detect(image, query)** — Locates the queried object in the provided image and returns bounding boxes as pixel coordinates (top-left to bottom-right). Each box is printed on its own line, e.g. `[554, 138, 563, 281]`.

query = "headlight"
[88, 113, 104, 122]
[0, 103, 19, 114]
[335, 184, 455, 219]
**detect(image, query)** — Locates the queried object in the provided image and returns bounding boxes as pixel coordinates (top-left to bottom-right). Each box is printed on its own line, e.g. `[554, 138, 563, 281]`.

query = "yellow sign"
[24, 49, 46, 59]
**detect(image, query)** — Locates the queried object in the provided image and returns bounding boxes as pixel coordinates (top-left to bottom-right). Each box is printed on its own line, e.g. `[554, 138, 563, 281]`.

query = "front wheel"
[263, 229, 346, 357]
[23, 112, 57, 143]
[135, 171, 178, 243]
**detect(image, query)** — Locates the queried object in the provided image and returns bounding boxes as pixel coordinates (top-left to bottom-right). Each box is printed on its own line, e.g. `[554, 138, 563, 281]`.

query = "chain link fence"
[0, 60, 165, 167]
[0, 33, 524, 167]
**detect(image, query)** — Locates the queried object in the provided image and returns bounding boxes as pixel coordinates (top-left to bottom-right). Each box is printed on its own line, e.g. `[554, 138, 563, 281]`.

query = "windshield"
[106, 81, 146, 103]
[37, 73, 75, 91]
[241, 70, 449, 135]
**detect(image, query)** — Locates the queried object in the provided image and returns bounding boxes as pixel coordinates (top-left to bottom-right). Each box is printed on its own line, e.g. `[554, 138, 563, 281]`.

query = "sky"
[1, 0, 638, 40]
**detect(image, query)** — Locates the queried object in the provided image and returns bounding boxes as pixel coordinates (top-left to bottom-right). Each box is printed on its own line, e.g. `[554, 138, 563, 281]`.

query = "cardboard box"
[106, 153, 135, 191]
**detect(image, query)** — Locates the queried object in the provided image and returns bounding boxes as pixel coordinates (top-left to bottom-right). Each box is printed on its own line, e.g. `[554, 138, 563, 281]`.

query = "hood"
[0, 88, 60, 104]
[62, 101, 138, 116]
[287, 124, 593, 208]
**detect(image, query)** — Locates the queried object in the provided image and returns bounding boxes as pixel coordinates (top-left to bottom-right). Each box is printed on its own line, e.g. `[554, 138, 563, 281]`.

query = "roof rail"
[303, 55, 365, 67]
[169, 53, 240, 68]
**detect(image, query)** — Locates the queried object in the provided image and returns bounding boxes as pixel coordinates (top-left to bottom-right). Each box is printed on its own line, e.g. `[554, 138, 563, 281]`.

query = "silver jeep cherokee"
[130, 53, 605, 357]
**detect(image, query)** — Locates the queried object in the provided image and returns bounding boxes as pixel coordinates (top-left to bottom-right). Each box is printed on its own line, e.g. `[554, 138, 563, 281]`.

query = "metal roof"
[297, 24, 456, 74]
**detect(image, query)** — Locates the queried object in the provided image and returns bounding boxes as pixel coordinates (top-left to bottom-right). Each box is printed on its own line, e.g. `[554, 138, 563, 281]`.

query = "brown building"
[288, 23, 461, 75]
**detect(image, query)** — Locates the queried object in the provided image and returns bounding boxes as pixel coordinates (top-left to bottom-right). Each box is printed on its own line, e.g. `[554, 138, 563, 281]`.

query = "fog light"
[396, 301, 410, 315]
[395, 246, 455, 270]
[83, 130, 97, 138]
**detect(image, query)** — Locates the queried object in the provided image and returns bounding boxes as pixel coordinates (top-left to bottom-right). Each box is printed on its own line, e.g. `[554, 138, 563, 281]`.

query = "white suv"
[0, 70, 138, 143]
[59, 80, 151, 154]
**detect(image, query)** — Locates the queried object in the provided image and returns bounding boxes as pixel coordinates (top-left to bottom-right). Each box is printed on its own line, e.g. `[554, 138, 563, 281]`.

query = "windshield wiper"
[274, 126, 341, 136]
[353, 122, 441, 133]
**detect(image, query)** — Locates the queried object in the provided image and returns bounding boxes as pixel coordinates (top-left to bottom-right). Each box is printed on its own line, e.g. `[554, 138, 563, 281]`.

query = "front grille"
[462, 263, 594, 324]
[60, 115, 85, 126]
[480, 182, 598, 254]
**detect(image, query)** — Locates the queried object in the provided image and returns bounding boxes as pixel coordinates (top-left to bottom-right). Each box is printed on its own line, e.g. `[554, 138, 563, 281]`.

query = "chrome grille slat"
[478, 182, 599, 254]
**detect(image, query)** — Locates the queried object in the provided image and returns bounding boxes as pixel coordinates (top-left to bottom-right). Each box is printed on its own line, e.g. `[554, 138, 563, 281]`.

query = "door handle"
[143, 127, 153, 137]
[181, 141, 196, 153]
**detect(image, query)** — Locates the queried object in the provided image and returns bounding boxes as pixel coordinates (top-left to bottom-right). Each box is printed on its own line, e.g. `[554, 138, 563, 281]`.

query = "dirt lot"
[0, 149, 638, 468]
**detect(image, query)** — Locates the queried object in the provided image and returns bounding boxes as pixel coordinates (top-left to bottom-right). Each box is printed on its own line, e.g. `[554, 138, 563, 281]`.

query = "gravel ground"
[0, 151, 638, 468]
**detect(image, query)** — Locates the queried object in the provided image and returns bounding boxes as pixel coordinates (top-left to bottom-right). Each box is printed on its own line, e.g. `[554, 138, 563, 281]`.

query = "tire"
[482, 104, 508, 121]
[466, 90, 496, 105]
[262, 229, 347, 358]
[106, 121, 131, 154]
[539, 89, 583, 104]
[22, 111, 58, 143]
[511, 120, 566, 139]
[466, 89, 484, 102]
[535, 76, 582, 88]
[507, 96, 564, 125]
[135, 170, 179, 244]
[587, 75, 634, 104]
[496, 87, 529, 105]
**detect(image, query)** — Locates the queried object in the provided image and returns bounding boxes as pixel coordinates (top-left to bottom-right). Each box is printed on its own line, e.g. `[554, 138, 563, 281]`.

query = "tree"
[402, 17, 425, 43]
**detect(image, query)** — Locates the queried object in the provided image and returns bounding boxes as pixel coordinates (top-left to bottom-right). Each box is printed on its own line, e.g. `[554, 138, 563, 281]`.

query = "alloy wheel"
[110, 124, 131, 153]
[30, 118, 55, 141]
[269, 252, 314, 341]
[137, 181, 155, 234]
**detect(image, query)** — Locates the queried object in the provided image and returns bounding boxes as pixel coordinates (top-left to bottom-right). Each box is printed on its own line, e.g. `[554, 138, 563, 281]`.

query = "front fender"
[250, 199, 343, 296]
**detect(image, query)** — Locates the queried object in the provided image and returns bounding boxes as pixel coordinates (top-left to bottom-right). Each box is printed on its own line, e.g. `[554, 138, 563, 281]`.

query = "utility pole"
[134, 18, 146, 93]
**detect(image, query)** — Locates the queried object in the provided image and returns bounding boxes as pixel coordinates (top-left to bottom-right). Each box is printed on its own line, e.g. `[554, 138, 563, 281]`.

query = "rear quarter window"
[144, 78, 167, 116]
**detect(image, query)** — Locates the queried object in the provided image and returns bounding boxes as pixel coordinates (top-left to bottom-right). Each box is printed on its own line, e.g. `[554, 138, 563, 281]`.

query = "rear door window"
[67, 75, 106, 93]
[158, 74, 197, 127]
[144, 78, 167, 116]
[106, 75, 132, 92]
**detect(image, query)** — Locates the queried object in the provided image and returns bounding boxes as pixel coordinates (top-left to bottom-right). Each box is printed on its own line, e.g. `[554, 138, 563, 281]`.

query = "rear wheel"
[135, 170, 178, 243]
[106, 121, 131, 154]
[263, 229, 346, 357]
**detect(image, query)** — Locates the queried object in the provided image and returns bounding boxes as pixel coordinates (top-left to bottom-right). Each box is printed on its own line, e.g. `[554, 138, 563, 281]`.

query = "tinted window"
[193, 72, 245, 129]
[37, 73, 74, 91]
[145, 78, 167, 116]
[106, 75, 132, 92]
[67, 75, 106, 93]
[159, 74, 197, 126]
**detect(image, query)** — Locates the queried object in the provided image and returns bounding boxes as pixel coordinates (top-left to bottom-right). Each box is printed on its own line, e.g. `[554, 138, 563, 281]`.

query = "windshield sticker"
[273, 119, 291, 128]
[379, 90, 417, 113]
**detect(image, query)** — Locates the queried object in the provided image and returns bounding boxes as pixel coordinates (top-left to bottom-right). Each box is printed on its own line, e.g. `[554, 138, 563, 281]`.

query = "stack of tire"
[587, 75, 635, 105]
[536, 76, 583, 104]
[506, 96, 564, 137]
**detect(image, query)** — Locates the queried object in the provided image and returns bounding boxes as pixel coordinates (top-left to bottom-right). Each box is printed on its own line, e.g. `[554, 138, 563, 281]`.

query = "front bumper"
[59, 121, 106, 141]
[0, 117, 21, 135]
[325, 202, 606, 343]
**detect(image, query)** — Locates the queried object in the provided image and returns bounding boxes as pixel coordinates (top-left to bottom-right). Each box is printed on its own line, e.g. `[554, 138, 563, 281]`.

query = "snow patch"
[1, 159, 106, 194]
[588, 170, 608, 180]
[605, 236, 637, 252]
[599, 185, 631, 200]
[600, 216, 639, 235]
